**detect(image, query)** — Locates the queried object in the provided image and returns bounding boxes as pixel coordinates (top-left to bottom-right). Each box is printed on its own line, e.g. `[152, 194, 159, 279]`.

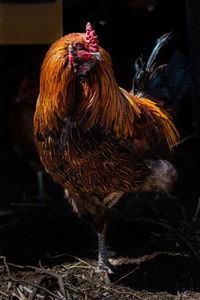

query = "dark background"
[0, 0, 200, 288]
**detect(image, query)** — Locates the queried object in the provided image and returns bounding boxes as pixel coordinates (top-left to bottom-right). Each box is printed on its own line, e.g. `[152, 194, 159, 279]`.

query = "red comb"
[85, 22, 99, 52]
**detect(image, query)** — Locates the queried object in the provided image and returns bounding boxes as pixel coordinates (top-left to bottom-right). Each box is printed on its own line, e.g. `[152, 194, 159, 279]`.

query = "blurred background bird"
[34, 22, 183, 272]
[9, 75, 45, 199]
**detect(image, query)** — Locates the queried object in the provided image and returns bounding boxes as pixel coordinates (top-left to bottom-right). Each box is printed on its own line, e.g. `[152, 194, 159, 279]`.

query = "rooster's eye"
[74, 42, 84, 50]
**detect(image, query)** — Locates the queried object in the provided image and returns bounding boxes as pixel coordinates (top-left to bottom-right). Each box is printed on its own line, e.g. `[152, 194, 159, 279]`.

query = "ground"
[1, 137, 200, 299]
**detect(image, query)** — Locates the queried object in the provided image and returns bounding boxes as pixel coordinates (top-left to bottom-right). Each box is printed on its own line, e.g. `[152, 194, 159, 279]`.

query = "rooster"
[9, 76, 44, 198]
[34, 23, 179, 271]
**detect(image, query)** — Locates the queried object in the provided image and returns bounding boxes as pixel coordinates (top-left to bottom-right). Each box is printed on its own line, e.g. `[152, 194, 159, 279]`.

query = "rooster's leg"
[97, 223, 113, 272]
[97, 231, 108, 271]
[97, 192, 124, 272]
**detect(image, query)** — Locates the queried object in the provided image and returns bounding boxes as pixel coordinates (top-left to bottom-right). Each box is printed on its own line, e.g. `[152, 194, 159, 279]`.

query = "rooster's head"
[68, 22, 101, 76]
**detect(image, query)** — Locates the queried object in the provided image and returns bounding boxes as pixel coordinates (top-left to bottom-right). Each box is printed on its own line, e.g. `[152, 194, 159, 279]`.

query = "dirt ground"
[1, 137, 200, 299]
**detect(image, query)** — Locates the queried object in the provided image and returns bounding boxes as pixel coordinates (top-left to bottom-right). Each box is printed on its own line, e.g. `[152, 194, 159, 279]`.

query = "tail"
[132, 33, 190, 106]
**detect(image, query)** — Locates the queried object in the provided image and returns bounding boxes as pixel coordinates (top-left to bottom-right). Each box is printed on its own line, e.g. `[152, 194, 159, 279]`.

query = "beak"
[93, 52, 102, 61]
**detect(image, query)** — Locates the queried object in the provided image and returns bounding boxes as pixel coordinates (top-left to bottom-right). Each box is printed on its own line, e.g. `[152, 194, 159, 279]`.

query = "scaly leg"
[97, 223, 114, 272]
[96, 192, 124, 272]
[97, 231, 108, 271]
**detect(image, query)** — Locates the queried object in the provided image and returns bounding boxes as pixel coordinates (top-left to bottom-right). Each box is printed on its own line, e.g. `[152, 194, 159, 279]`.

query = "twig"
[47, 252, 73, 259]
[64, 282, 80, 293]
[7, 260, 71, 300]
[66, 264, 94, 269]
[48, 252, 96, 269]
[7, 262, 38, 270]
[28, 275, 46, 300]
[0, 290, 8, 297]
[6, 261, 68, 298]
[103, 286, 146, 300]
[113, 266, 139, 284]
[0, 256, 63, 299]
[35, 268, 66, 299]
[110, 251, 188, 268]
[74, 257, 96, 269]
[177, 291, 181, 300]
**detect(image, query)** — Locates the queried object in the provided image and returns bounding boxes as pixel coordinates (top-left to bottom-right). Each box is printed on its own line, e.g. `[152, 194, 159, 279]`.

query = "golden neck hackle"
[36, 33, 179, 150]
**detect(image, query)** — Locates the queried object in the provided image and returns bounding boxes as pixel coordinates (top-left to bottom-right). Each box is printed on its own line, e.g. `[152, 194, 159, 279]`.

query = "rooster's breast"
[35, 119, 149, 195]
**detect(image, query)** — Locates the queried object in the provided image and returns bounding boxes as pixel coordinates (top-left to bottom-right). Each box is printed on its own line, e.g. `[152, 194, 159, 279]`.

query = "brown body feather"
[34, 32, 179, 232]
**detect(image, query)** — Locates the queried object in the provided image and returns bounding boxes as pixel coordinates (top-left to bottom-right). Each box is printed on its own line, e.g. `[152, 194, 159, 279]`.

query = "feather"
[146, 32, 172, 72]
[132, 33, 190, 106]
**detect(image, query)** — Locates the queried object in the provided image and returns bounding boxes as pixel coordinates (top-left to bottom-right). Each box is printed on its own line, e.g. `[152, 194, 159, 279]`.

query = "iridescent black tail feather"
[132, 33, 190, 108]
